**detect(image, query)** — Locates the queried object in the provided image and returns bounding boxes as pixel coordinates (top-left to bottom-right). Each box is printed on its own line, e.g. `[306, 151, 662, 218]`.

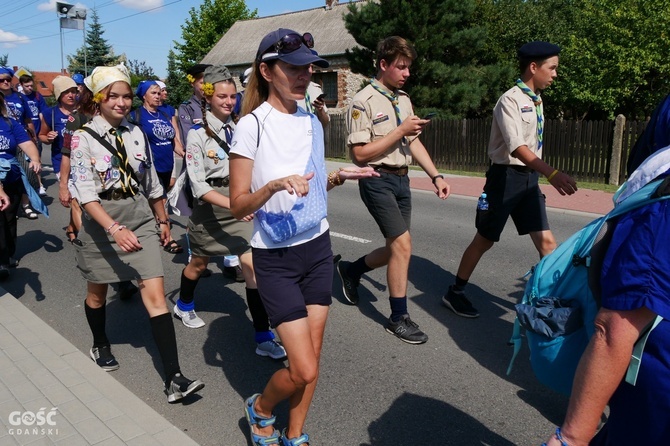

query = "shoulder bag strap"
[80, 126, 141, 186]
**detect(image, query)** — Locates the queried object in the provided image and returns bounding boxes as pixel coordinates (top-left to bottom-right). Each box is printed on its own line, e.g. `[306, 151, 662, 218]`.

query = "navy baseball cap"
[72, 73, 85, 85]
[517, 41, 561, 60]
[256, 28, 329, 68]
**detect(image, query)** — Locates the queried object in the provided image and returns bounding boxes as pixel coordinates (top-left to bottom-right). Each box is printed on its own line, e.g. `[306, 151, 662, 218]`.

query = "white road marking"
[330, 231, 372, 244]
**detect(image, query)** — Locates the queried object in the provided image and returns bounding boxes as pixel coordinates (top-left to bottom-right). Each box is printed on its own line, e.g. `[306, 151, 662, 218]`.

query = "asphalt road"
[6, 167, 595, 445]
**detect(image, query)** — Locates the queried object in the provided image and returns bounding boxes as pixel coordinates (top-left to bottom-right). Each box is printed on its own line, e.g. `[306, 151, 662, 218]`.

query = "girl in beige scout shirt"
[174, 65, 287, 360]
[71, 63, 204, 403]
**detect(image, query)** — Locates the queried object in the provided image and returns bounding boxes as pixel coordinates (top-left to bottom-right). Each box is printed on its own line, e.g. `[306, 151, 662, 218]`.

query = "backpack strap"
[625, 315, 664, 386]
[250, 112, 260, 148]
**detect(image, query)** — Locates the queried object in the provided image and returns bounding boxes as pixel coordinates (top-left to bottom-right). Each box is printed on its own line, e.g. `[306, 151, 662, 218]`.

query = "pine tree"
[67, 9, 123, 75]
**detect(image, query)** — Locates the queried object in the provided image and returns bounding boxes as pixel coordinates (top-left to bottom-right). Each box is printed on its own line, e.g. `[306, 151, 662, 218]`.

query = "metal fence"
[324, 114, 648, 185]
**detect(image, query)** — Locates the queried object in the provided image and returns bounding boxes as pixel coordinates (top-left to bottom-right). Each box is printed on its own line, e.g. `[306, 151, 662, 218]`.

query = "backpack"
[627, 94, 670, 176]
[507, 156, 670, 396]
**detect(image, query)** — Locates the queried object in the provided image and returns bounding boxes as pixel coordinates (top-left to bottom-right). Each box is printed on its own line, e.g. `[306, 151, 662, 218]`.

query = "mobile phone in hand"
[316, 93, 327, 101]
[422, 112, 437, 120]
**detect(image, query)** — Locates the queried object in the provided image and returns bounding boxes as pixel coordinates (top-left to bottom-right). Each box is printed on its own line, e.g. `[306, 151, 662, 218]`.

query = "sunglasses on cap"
[260, 33, 314, 60]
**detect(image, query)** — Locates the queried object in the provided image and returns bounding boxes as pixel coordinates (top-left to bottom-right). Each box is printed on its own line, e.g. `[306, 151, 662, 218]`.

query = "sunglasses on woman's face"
[0, 78, 12, 84]
[272, 32, 314, 54]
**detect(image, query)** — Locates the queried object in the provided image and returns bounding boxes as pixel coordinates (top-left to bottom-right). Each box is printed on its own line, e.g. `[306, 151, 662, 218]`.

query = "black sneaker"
[337, 260, 360, 305]
[442, 286, 480, 318]
[118, 281, 138, 301]
[385, 315, 428, 344]
[90, 346, 120, 371]
[166, 373, 205, 403]
[223, 265, 244, 282]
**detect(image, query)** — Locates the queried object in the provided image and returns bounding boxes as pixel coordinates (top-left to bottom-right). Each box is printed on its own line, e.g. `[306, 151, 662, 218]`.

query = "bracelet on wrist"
[432, 174, 444, 185]
[327, 170, 342, 187]
[156, 219, 169, 225]
[106, 221, 119, 234]
[547, 169, 559, 181]
[110, 225, 126, 236]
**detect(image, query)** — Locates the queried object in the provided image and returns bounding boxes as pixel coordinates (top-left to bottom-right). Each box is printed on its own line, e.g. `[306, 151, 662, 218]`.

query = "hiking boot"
[174, 304, 206, 328]
[90, 346, 120, 371]
[385, 315, 428, 344]
[165, 373, 204, 403]
[442, 286, 480, 318]
[256, 340, 287, 360]
[337, 260, 359, 305]
[118, 281, 138, 301]
[223, 265, 244, 282]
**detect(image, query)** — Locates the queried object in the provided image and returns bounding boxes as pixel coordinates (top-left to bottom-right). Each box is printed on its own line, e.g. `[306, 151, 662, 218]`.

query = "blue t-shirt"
[24, 91, 49, 135]
[0, 117, 30, 184]
[4, 91, 31, 127]
[137, 107, 176, 173]
[41, 106, 71, 173]
[157, 104, 175, 118]
[593, 193, 670, 445]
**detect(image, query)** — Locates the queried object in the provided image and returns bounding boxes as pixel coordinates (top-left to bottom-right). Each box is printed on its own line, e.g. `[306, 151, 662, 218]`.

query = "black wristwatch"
[432, 174, 444, 185]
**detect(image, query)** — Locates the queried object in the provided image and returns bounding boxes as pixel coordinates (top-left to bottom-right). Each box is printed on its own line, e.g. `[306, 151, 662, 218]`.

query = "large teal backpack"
[507, 173, 670, 396]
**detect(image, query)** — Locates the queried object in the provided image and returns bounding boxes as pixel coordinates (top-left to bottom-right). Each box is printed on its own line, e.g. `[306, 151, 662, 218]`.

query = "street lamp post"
[56, 2, 87, 75]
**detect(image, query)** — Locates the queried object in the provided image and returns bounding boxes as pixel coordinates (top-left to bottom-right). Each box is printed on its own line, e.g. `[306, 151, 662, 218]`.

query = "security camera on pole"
[56, 2, 88, 74]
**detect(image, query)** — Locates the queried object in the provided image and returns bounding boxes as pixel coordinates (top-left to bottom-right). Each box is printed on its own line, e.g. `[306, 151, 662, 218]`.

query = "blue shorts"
[252, 231, 333, 327]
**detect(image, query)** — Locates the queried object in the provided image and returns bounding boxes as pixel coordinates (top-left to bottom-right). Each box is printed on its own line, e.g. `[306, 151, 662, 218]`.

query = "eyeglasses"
[261, 33, 314, 59]
[0, 78, 11, 84]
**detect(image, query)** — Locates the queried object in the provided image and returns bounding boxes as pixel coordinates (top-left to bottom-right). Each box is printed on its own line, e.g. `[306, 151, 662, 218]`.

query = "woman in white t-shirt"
[229, 28, 377, 446]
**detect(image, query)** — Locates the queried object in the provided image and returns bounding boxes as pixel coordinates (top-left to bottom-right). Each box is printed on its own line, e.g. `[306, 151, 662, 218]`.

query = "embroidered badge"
[138, 163, 145, 175]
[372, 115, 390, 125]
[75, 150, 83, 158]
[376, 112, 385, 118]
[70, 135, 79, 149]
[353, 104, 365, 112]
[520, 105, 533, 113]
[68, 115, 75, 122]
[352, 109, 361, 120]
[79, 174, 87, 181]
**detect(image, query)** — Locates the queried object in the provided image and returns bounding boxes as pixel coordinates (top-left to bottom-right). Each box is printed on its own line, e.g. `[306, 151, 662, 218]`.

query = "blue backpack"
[507, 173, 670, 396]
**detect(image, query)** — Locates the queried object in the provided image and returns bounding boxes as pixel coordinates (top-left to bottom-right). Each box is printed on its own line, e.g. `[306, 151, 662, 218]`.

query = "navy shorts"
[476, 164, 549, 242]
[358, 173, 412, 238]
[252, 230, 333, 327]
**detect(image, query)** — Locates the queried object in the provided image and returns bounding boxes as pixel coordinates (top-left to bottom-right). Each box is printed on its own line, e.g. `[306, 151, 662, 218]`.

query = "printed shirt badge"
[351, 109, 361, 120]
[520, 105, 533, 113]
[372, 115, 390, 125]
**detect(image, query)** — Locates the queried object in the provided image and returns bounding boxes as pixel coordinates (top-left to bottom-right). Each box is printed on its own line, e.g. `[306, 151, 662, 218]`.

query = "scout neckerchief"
[515, 78, 544, 152]
[304, 91, 314, 114]
[81, 126, 137, 194]
[370, 78, 407, 145]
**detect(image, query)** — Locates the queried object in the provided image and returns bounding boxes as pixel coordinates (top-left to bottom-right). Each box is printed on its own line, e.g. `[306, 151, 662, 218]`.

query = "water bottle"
[477, 193, 489, 211]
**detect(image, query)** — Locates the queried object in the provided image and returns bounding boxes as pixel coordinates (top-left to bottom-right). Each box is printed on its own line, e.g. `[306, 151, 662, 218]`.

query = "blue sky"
[1, 0, 351, 78]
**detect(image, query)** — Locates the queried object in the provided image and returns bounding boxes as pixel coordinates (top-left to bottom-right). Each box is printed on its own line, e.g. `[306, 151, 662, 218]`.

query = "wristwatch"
[432, 174, 444, 185]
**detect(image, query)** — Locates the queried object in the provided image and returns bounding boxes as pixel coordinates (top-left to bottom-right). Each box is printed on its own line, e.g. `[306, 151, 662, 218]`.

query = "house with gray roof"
[201, 0, 367, 111]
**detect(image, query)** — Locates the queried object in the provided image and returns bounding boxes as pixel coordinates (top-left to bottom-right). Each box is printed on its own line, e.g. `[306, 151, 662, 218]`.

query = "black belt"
[496, 164, 534, 173]
[373, 165, 409, 176]
[206, 176, 230, 187]
[98, 187, 139, 201]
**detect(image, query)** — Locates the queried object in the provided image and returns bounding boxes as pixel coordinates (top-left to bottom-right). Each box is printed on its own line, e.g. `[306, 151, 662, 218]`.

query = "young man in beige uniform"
[339, 36, 450, 344]
[443, 41, 577, 318]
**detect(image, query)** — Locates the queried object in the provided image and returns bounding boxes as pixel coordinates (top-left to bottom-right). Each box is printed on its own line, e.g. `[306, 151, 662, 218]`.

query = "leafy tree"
[165, 49, 188, 107]
[168, 0, 256, 104]
[0, 54, 7, 66]
[344, 0, 512, 118]
[67, 9, 123, 76]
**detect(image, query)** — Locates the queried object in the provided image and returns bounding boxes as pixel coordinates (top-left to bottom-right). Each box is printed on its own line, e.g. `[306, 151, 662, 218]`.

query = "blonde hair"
[241, 60, 273, 116]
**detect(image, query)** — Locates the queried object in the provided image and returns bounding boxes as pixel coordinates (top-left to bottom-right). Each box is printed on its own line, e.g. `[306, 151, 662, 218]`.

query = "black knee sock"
[178, 269, 200, 306]
[348, 255, 373, 280]
[84, 301, 109, 347]
[389, 297, 408, 322]
[246, 288, 271, 334]
[150, 313, 181, 386]
[453, 275, 469, 292]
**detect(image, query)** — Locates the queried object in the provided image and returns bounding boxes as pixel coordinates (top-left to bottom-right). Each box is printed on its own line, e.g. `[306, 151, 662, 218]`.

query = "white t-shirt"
[230, 101, 329, 249]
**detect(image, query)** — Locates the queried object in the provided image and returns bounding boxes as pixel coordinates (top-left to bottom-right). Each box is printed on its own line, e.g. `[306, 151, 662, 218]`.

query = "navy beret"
[186, 63, 212, 76]
[517, 41, 561, 59]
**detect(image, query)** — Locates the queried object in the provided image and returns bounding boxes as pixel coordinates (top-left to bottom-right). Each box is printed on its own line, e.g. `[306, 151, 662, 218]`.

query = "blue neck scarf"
[516, 79, 544, 152]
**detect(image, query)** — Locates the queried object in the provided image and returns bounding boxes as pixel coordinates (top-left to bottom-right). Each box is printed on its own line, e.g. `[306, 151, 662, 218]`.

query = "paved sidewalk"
[0, 289, 198, 445]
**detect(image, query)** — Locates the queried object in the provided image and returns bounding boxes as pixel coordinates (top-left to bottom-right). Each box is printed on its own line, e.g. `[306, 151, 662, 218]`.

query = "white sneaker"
[42, 165, 53, 172]
[38, 186, 47, 196]
[173, 305, 205, 328]
[255, 340, 287, 359]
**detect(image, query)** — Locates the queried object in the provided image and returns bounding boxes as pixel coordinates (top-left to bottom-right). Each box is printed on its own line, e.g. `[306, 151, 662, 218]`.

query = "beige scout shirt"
[488, 85, 543, 166]
[71, 115, 163, 205]
[185, 111, 234, 200]
[347, 82, 413, 168]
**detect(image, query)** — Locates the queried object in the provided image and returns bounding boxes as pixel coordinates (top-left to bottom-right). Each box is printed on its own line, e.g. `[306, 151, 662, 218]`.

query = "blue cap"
[256, 28, 329, 68]
[135, 80, 158, 99]
[0, 67, 14, 78]
[517, 41, 561, 60]
[72, 73, 84, 85]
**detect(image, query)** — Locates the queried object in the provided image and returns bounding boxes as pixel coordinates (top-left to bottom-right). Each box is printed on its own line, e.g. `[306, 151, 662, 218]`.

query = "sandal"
[65, 229, 83, 247]
[21, 203, 38, 220]
[244, 394, 280, 446]
[280, 429, 309, 446]
[163, 239, 184, 254]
